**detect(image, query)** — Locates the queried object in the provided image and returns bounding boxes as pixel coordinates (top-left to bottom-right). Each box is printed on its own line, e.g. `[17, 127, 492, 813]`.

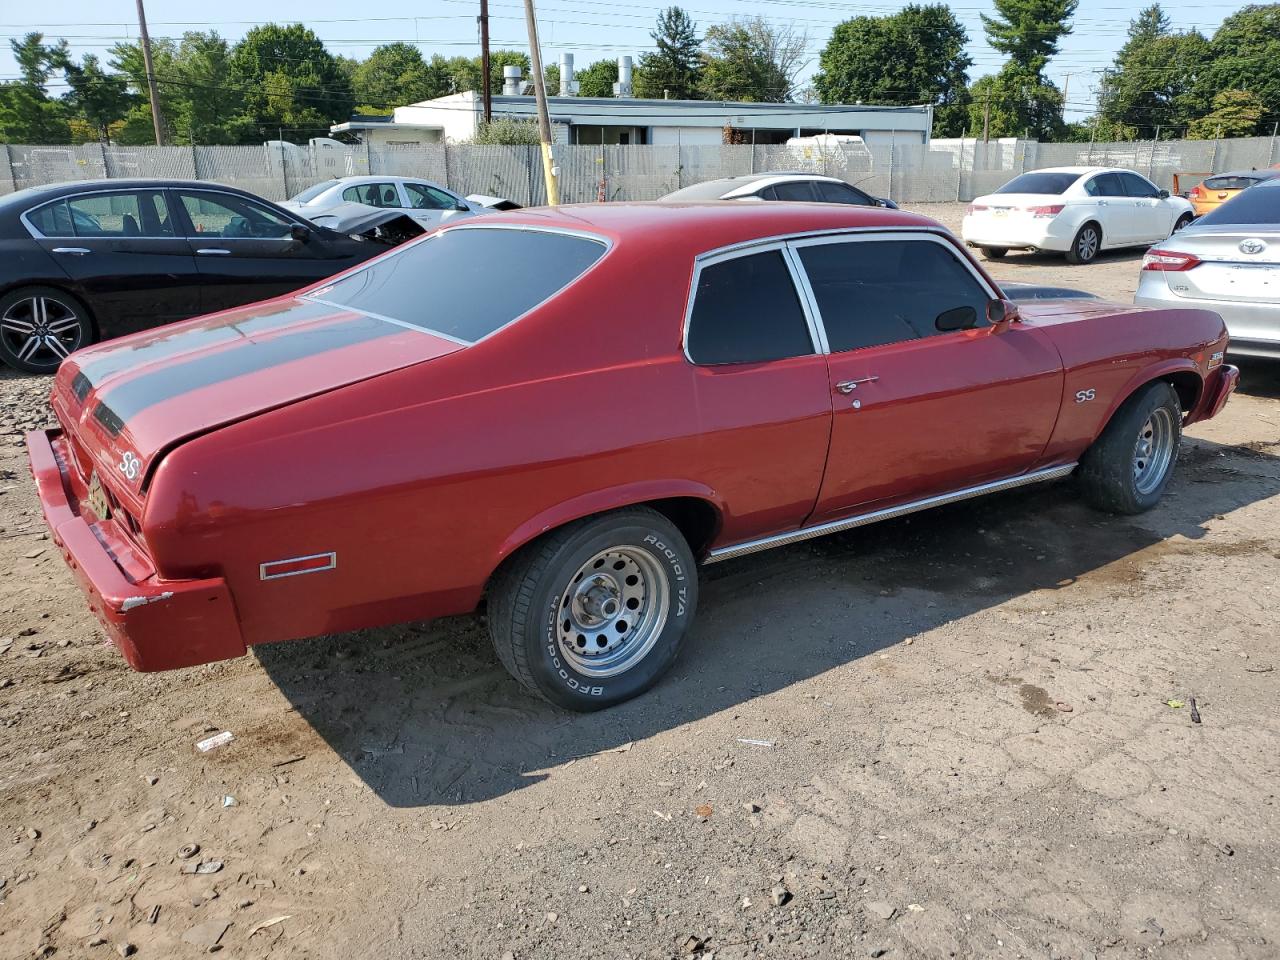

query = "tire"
[1065, 222, 1101, 264]
[1077, 381, 1182, 514]
[980, 247, 1008, 260]
[1171, 213, 1193, 235]
[488, 506, 698, 711]
[0, 286, 93, 374]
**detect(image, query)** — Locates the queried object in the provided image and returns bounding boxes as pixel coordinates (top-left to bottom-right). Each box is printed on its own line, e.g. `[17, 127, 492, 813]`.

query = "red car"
[27, 204, 1238, 710]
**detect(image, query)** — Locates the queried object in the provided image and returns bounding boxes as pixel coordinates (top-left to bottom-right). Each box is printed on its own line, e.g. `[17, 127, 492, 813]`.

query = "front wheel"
[1171, 213, 1193, 235]
[0, 286, 93, 373]
[980, 246, 1008, 260]
[1077, 381, 1182, 514]
[1065, 222, 1101, 264]
[488, 507, 698, 710]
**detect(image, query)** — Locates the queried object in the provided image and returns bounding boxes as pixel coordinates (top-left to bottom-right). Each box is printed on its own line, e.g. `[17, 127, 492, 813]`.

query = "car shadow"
[1235, 357, 1280, 399]
[255, 436, 1280, 808]
[991, 247, 1147, 267]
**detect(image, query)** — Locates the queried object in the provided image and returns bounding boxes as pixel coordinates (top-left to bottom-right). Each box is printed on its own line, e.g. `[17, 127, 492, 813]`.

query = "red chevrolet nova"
[27, 203, 1238, 709]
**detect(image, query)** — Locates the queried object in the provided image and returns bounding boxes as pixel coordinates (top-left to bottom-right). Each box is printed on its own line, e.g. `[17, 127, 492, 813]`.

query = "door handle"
[1097, 200, 1107, 206]
[52, 247, 91, 255]
[196, 248, 232, 255]
[835, 376, 878, 394]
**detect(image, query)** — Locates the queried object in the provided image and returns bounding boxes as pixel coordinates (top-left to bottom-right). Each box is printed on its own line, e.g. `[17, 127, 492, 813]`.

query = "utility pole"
[479, 0, 492, 124]
[981, 93, 990, 143]
[135, 0, 165, 145]
[521, 0, 559, 205]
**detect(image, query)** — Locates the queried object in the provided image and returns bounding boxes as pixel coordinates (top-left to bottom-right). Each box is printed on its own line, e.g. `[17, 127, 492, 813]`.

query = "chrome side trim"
[704, 463, 1077, 564]
[259, 551, 337, 581]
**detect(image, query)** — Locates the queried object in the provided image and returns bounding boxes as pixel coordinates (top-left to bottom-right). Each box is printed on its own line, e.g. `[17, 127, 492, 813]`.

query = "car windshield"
[994, 172, 1081, 195]
[289, 181, 336, 204]
[1197, 184, 1280, 226]
[308, 227, 607, 343]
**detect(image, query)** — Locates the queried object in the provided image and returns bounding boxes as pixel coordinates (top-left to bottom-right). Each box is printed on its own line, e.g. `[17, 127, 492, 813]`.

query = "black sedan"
[0, 179, 393, 373]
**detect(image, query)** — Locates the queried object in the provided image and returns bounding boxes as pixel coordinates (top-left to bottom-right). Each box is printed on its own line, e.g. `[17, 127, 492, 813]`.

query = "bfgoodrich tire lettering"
[488, 507, 698, 710]
[1077, 381, 1182, 514]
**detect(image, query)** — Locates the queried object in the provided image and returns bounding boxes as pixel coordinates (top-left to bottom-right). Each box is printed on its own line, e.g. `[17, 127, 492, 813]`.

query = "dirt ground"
[1, 203, 1278, 960]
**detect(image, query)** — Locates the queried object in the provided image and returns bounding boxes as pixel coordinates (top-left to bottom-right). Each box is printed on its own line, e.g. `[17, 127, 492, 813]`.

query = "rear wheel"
[0, 286, 92, 374]
[1077, 381, 1182, 514]
[980, 246, 1008, 260]
[488, 507, 697, 710]
[1065, 222, 1101, 264]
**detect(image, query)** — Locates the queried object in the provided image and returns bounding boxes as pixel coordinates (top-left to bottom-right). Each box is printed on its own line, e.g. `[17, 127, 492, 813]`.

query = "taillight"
[1142, 249, 1201, 271]
[1190, 185, 1204, 198]
[967, 203, 988, 214]
[1027, 204, 1064, 218]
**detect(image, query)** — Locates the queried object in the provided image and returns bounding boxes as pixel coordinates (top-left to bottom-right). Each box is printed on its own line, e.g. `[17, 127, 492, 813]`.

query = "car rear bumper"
[1195, 364, 1240, 423]
[1136, 273, 1280, 357]
[961, 214, 1073, 252]
[26, 428, 246, 672]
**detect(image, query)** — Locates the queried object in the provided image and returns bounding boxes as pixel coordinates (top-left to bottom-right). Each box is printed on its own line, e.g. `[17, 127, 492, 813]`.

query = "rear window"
[309, 227, 606, 343]
[1197, 184, 1280, 226]
[290, 181, 335, 203]
[1203, 175, 1260, 191]
[995, 172, 1081, 195]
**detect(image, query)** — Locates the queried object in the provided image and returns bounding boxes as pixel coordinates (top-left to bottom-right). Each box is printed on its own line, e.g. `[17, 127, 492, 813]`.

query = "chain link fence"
[3, 137, 1279, 205]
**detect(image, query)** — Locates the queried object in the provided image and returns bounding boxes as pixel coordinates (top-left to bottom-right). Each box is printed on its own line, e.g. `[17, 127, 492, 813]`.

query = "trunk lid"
[1156, 226, 1280, 305]
[55, 295, 464, 498]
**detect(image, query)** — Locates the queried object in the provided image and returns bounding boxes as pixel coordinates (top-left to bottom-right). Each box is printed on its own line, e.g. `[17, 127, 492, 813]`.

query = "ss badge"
[1075, 388, 1097, 404]
[118, 450, 142, 481]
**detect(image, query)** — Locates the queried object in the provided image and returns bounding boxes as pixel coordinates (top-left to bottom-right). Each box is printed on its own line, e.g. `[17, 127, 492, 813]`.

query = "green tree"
[0, 33, 73, 142]
[576, 59, 620, 98]
[227, 24, 353, 142]
[813, 4, 972, 136]
[63, 53, 135, 143]
[1188, 89, 1265, 138]
[353, 43, 443, 109]
[1198, 4, 1280, 136]
[967, 64, 1065, 139]
[981, 0, 1078, 68]
[635, 7, 702, 100]
[467, 117, 541, 144]
[1098, 7, 1210, 139]
[699, 17, 806, 102]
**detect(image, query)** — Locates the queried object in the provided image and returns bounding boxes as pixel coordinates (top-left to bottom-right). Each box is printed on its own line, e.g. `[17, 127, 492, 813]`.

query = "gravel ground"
[1, 204, 1278, 960]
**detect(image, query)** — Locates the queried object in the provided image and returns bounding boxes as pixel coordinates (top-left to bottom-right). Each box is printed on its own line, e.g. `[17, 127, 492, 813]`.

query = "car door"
[1119, 171, 1167, 241]
[401, 181, 469, 228]
[24, 188, 201, 335]
[172, 188, 360, 312]
[792, 232, 1063, 522]
[682, 243, 835, 539]
[1092, 171, 1137, 245]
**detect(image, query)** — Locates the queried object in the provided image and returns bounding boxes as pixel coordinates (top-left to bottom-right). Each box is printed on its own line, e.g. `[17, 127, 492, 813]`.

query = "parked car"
[27, 203, 1237, 710]
[962, 166, 1195, 264]
[280, 175, 519, 233]
[660, 172, 897, 208]
[1136, 176, 1280, 360]
[0, 179, 400, 374]
[1187, 168, 1280, 217]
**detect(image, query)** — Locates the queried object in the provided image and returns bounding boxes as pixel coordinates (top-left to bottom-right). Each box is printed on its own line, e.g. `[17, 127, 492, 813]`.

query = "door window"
[770, 181, 818, 201]
[813, 181, 876, 205]
[686, 249, 814, 365]
[341, 182, 401, 207]
[1119, 172, 1160, 198]
[403, 182, 459, 210]
[177, 191, 295, 239]
[29, 191, 173, 238]
[1094, 172, 1128, 196]
[798, 237, 991, 352]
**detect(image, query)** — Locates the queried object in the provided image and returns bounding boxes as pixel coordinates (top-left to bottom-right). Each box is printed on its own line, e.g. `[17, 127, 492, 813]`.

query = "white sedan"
[961, 166, 1194, 264]
[281, 176, 518, 233]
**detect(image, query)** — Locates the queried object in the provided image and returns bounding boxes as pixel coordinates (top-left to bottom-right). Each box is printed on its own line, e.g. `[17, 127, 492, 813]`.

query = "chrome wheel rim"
[1, 296, 83, 366]
[1077, 228, 1098, 260]
[1133, 407, 1175, 495]
[556, 546, 670, 678]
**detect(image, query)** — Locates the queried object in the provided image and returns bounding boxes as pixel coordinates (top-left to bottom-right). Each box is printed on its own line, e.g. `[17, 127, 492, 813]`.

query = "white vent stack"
[502, 65, 523, 97]
[614, 56, 634, 98]
[559, 53, 578, 96]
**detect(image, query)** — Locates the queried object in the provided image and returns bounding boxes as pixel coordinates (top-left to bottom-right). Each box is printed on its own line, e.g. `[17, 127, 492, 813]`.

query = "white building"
[330, 57, 933, 149]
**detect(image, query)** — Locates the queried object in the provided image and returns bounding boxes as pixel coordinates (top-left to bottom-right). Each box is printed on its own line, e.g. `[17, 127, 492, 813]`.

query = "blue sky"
[0, 0, 1257, 122]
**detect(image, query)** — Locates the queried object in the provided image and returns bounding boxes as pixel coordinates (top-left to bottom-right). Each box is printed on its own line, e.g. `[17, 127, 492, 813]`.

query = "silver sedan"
[281, 176, 517, 233]
[1135, 178, 1280, 359]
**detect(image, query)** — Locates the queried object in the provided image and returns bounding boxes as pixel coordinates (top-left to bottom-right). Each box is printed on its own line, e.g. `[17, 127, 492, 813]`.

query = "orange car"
[1187, 168, 1280, 216]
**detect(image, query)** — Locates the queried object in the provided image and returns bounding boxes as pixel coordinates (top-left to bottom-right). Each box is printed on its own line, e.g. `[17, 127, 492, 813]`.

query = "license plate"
[1227, 264, 1276, 296]
[86, 472, 112, 521]
[991, 208, 1010, 218]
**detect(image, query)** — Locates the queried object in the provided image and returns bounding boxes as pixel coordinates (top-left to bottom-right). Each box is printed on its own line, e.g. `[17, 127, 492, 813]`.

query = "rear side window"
[1198, 184, 1280, 226]
[799, 238, 990, 353]
[995, 172, 1080, 195]
[342, 183, 400, 207]
[1094, 172, 1128, 197]
[814, 181, 875, 205]
[687, 250, 813, 365]
[311, 227, 606, 343]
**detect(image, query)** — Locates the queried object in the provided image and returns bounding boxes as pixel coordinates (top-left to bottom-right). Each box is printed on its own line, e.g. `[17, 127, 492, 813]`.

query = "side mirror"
[453, 201, 469, 212]
[987, 298, 1021, 329]
[290, 222, 312, 243]
[1157, 189, 1170, 199]
[935, 305, 978, 332]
